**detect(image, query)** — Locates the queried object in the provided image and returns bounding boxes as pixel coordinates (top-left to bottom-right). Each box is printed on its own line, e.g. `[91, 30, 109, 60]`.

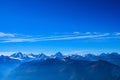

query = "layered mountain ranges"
[1, 52, 120, 66]
[0, 52, 120, 80]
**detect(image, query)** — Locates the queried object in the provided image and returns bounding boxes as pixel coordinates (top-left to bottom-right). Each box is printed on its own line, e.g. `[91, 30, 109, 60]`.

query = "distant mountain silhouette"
[7, 58, 120, 80]
[0, 52, 120, 66]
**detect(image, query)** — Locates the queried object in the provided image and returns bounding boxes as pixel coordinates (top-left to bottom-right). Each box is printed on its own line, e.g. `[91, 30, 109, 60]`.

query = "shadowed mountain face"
[0, 55, 21, 80]
[6, 59, 120, 80]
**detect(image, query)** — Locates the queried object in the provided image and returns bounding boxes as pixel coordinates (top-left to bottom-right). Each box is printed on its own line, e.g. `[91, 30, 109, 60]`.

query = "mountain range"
[0, 52, 120, 80]
[1, 52, 120, 66]
[6, 58, 120, 80]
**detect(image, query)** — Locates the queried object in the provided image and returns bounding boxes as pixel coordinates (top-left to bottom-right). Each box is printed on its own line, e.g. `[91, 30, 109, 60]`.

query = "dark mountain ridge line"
[0, 51, 119, 57]
[19, 58, 120, 68]
[1, 51, 120, 66]
[0, 52, 120, 60]
[6, 58, 120, 80]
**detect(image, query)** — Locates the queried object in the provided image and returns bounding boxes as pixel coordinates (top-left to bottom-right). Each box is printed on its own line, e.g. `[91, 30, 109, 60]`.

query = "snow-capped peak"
[51, 52, 64, 59]
[10, 52, 29, 59]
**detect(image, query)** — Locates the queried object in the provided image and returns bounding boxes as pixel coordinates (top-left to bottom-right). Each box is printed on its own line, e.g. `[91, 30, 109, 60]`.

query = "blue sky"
[0, 0, 120, 55]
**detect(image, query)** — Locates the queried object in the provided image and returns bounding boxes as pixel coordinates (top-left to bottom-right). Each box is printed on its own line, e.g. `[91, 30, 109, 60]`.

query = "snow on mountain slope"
[0, 52, 120, 66]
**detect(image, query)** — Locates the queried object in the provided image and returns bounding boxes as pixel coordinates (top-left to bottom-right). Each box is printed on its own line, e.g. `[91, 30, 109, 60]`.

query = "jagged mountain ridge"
[0, 52, 120, 66]
[0, 52, 120, 80]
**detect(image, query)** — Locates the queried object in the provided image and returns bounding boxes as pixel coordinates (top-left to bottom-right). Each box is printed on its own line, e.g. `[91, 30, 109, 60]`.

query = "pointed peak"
[11, 52, 22, 55]
[10, 52, 28, 59]
[55, 52, 63, 55]
[38, 53, 46, 56]
[12, 52, 23, 56]
[28, 53, 36, 56]
[53, 52, 64, 59]
[39, 53, 45, 55]
[16, 52, 23, 54]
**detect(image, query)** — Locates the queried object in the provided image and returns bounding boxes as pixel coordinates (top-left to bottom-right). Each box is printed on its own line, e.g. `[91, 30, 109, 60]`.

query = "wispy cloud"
[41, 33, 109, 41]
[115, 32, 120, 36]
[0, 32, 15, 37]
[3, 38, 38, 43]
[0, 32, 120, 43]
[73, 32, 80, 34]
[85, 32, 91, 35]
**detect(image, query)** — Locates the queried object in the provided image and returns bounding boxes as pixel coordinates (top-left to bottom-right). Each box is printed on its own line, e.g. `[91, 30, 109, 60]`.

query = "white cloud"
[93, 32, 99, 34]
[73, 32, 80, 34]
[3, 38, 38, 43]
[5, 33, 110, 42]
[0, 32, 119, 43]
[42, 33, 109, 41]
[115, 32, 120, 36]
[0, 32, 15, 37]
[85, 32, 91, 35]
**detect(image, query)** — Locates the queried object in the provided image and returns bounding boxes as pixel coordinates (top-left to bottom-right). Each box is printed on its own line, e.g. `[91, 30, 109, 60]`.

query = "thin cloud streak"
[3, 38, 38, 43]
[0, 32, 120, 43]
[2, 33, 111, 43]
[115, 32, 120, 36]
[42, 33, 109, 41]
[0, 32, 15, 37]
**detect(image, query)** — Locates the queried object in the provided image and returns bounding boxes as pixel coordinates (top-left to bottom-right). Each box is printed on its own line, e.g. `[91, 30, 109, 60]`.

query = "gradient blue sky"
[0, 0, 120, 55]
